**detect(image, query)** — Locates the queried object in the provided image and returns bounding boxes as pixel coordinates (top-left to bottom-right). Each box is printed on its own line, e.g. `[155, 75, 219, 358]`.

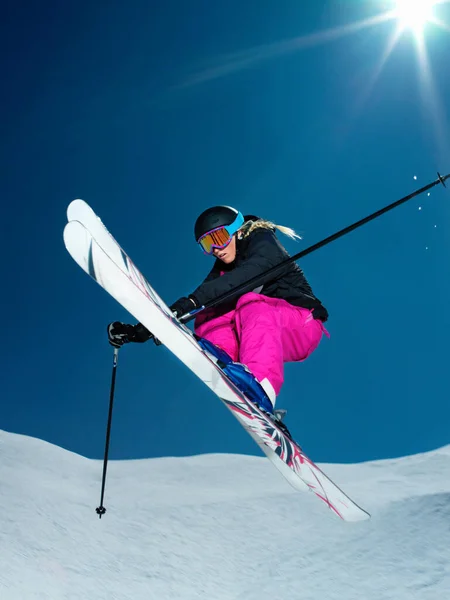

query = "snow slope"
[1, 429, 449, 600]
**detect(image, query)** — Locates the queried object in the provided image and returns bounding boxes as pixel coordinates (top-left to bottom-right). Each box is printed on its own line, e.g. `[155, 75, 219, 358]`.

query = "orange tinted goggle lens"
[199, 228, 231, 253]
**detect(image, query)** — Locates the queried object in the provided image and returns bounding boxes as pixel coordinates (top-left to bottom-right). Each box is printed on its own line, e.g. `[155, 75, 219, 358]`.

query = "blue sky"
[3, 0, 450, 466]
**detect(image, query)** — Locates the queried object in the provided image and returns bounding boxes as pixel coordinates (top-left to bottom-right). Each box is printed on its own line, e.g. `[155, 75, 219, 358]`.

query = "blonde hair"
[239, 219, 302, 241]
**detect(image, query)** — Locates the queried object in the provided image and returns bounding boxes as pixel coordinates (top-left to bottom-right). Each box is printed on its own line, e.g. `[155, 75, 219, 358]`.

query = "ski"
[64, 200, 370, 522]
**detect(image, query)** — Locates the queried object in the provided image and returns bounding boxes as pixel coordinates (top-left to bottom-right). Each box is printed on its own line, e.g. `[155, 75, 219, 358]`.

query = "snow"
[1, 429, 450, 599]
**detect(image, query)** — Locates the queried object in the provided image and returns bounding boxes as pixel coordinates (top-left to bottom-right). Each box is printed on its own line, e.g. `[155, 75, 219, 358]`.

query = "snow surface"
[1, 429, 450, 600]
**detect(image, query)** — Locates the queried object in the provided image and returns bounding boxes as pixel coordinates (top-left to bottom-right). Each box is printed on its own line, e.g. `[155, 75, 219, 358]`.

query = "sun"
[393, 0, 437, 35]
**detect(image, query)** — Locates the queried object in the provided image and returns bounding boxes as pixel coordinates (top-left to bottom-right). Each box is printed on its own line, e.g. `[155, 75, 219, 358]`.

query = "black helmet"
[194, 205, 244, 241]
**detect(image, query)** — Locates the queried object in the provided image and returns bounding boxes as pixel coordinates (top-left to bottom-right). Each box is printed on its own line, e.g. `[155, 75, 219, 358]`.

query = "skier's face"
[213, 234, 236, 264]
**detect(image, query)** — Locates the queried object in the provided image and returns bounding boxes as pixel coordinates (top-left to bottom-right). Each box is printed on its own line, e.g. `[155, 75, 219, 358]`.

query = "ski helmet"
[194, 205, 244, 242]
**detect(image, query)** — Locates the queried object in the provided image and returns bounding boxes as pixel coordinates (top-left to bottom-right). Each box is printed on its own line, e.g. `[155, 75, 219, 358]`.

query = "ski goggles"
[197, 212, 244, 255]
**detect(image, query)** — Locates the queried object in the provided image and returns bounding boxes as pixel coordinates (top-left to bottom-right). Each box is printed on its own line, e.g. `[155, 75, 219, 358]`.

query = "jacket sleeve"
[192, 229, 286, 306]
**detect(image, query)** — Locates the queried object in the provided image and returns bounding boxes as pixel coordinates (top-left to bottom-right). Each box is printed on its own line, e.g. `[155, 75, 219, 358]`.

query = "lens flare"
[176, 0, 449, 163]
[394, 0, 436, 34]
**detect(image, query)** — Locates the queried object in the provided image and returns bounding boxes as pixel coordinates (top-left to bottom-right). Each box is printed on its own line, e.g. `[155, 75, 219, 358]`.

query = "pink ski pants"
[194, 292, 329, 396]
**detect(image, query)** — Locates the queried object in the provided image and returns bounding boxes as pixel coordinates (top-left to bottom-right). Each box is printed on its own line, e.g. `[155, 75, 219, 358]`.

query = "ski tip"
[67, 199, 93, 223]
[67, 199, 83, 219]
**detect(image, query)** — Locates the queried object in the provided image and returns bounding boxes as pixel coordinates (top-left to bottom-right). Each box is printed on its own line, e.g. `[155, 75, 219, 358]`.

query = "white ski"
[64, 200, 370, 522]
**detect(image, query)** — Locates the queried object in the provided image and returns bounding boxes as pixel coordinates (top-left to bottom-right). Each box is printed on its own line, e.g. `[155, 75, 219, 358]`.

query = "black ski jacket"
[191, 223, 328, 322]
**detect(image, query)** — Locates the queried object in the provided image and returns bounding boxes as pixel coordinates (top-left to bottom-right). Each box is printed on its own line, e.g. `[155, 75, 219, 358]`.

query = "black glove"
[170, 296, 199, 318]
[107, 322, 160, 348]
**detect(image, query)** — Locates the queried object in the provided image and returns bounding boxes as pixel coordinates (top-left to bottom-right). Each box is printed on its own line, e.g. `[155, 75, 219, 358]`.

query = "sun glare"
[394, 0, 436, 34]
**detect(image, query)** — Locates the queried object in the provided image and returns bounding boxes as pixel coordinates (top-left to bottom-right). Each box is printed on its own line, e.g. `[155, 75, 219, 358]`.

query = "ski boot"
[197, 337, 293, 439]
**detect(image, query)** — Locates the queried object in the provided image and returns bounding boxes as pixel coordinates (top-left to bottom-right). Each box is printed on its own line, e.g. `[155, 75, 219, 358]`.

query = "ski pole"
[181, 171, 449, 323]
[96, 346, 120, 518]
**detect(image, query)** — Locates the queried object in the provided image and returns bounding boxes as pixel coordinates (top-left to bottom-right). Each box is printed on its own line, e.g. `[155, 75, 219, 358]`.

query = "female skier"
[108, 206, 329, 413]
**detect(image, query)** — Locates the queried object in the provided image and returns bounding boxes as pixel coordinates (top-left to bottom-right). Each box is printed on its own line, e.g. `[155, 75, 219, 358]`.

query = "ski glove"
[107, 322, 160, 348]
[170, 295, 199, 318]
[107, 295, 199, 349]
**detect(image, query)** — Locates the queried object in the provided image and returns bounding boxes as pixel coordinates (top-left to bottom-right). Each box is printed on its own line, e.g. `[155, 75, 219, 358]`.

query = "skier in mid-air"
[108, 206, 329, 415]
